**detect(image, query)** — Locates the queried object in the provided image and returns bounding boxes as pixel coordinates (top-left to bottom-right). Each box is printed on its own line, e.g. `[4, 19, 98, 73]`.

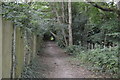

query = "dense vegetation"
[2, 1, 120, 78]
[65, 45, 118, 77]
[64, 2, 120, 77]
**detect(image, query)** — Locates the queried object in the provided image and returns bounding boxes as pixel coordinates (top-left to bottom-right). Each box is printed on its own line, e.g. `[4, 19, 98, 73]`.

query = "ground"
[37, 41, 107, 78]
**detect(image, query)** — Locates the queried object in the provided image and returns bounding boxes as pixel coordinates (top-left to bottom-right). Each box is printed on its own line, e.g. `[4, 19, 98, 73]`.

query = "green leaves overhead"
[2, 2, 120, 44]
[2, 2, 54, 35]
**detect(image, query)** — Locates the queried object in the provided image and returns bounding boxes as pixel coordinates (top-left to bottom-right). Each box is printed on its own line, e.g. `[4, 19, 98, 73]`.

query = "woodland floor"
[37, 41, 108, 78]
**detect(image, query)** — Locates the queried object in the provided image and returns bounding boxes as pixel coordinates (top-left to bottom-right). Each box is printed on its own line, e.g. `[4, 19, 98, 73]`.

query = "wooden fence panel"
[1, 19, 38, 78]
[0, 15, 2, 79]
[15, 27, 24, 78]
[2, 20, 13, 78]
[24, 31, 34, 65]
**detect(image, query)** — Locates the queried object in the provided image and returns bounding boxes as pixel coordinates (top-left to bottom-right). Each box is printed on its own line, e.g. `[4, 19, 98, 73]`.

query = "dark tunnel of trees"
[43, 32, 56, 41]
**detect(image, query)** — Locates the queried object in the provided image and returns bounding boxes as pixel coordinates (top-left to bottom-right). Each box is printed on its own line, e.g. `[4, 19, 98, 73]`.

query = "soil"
[37, 41, 108, 78]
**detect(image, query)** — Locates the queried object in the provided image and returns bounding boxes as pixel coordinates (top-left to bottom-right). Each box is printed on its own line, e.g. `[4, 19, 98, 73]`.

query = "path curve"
[37, 42, 103, 78]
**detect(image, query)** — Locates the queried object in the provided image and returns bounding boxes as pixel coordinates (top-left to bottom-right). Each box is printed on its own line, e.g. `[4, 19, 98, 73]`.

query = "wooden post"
[33, 35, 36, 59]
[0, 8, 2, 79]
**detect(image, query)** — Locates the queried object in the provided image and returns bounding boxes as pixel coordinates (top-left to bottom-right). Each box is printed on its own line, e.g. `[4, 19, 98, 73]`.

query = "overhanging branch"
[86, 1, 120, 14]
[88, 2, 115, 12]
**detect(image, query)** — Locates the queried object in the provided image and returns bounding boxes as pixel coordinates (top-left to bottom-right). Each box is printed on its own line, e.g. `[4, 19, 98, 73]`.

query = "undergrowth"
[65, 45, 119, 78]
[21, 56, 44, 78]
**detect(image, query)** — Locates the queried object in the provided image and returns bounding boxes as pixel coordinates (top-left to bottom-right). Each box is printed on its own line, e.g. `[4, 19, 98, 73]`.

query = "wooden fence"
[0, 15, 2, 80]
[2, 19, 13, 78]
[0, 17, 42, 78]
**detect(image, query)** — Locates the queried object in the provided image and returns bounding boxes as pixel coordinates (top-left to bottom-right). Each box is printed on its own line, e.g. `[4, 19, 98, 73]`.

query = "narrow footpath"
[37, 42, 105, 78]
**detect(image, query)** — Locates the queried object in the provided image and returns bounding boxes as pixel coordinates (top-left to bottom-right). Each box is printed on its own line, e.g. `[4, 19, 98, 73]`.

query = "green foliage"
[101, 19, 120, 32]
[56, 39, 65, 48]
[22, 57, 41, 78]
[2, 2, 53, 36]
[2, 2, 119, 78]
[76, 46, 119, 77]
[89, 32, 104, 43]
[107, 32, 120, 41]
[65, 45, 84, 56]
[2, 3, 31, 27]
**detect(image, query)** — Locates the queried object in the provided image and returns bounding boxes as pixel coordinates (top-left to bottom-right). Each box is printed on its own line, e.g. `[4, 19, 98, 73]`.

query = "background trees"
[2, 1, 119, 78]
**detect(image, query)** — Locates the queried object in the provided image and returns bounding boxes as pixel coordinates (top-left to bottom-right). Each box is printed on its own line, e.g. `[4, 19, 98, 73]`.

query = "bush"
[66, 45, 119, 77]
[77, 46, 119, 77]
[65, 45, 84, 56]
[56, 40, 65, 48]
[22, 57, 41, 78]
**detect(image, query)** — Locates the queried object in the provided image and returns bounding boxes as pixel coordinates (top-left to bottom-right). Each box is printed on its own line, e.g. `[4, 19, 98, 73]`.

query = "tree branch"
[88, 2, 115, 12]
[50, 31, 66, 46]
[86, 1, 120, 14]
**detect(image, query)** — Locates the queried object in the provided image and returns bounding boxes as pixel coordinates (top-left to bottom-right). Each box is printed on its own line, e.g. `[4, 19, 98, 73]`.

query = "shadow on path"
[37, 41, 105, 78]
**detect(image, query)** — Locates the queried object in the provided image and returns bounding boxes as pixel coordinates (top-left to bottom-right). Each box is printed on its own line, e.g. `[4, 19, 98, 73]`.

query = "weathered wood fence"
[0, 14, 2, 79]
[0, 16, 42, 78]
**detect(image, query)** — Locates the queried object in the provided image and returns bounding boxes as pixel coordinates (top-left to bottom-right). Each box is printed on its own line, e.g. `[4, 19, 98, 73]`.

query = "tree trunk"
[117, 1, 120, 21]
[68, 0, 73, 46]
[50, 3, 68, 47]
[117, 1, 120, 10]
[61, 2, 68, 46]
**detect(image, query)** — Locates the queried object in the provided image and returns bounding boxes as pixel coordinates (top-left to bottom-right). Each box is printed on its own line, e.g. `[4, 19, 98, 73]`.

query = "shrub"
[77, 46, 119, 77]
[56, 40, 65, 48]
[66, 45, 119, 77]
[65, 45, 84, 56]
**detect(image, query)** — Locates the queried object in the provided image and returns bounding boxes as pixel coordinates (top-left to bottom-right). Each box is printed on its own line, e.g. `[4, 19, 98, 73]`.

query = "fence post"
[0, 9, 2, 79]
[32, 35, 36, 59]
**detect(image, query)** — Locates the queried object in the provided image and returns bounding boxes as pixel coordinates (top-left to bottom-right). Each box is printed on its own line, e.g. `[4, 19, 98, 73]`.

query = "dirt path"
[37, 42, 103, 78]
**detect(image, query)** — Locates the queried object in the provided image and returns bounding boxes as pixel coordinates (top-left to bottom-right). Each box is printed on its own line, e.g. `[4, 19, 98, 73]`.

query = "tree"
[68, 0, 73, 45]
[86, 1, 120, 20]
[48, 3, 68, 47]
